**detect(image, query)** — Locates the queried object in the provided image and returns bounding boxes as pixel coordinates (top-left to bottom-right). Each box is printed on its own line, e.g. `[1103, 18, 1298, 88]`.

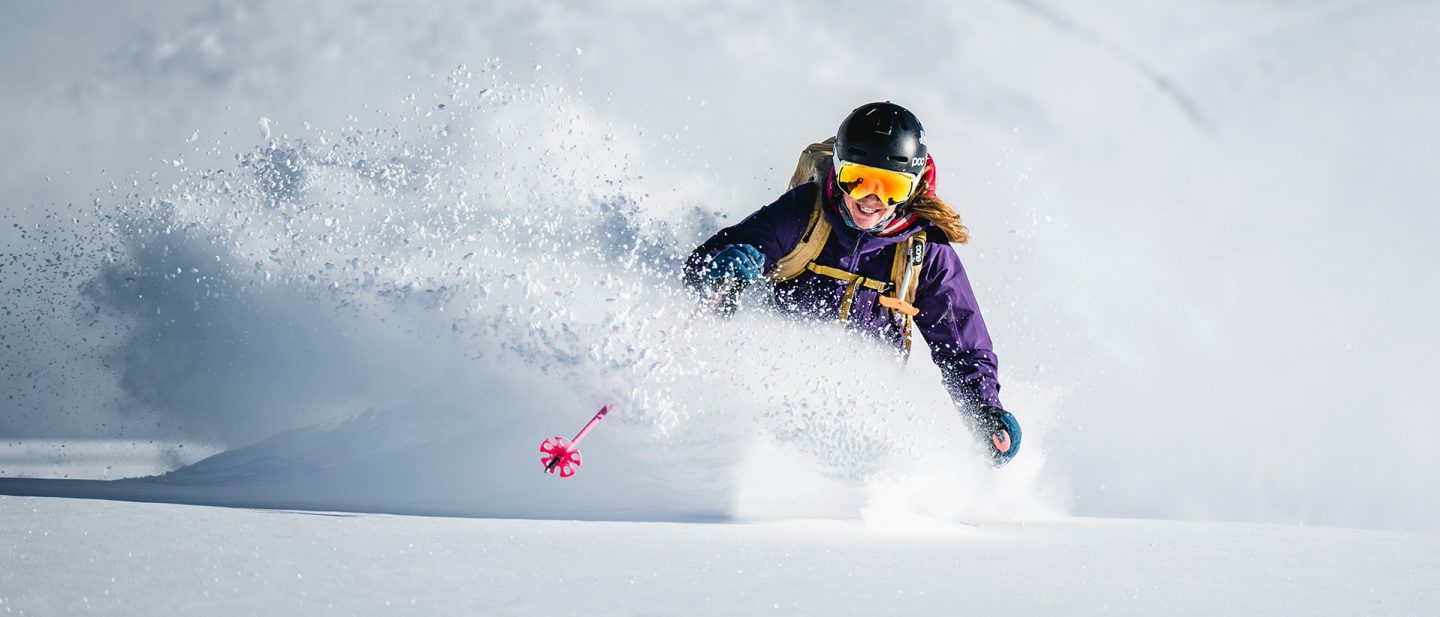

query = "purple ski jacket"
[685, 181, 1003, 413]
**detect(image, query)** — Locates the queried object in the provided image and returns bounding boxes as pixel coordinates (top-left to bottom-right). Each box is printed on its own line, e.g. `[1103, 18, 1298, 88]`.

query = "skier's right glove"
[968, 406, 1021, 467]
[700, 244, 765, 286]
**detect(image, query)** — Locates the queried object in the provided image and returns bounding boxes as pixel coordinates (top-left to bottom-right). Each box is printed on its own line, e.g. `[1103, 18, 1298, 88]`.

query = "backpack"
[773, 138, 928, 358]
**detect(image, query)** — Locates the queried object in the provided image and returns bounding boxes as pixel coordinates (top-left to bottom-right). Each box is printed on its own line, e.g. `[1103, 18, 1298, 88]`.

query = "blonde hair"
[907, 178, 970, 244]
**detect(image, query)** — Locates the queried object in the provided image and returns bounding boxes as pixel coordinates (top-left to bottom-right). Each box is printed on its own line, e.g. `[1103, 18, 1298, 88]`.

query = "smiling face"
[841, 191, 898, 230]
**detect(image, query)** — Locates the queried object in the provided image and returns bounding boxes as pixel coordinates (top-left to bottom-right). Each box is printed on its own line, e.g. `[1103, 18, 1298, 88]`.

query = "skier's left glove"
[969, 406, 1021, 467]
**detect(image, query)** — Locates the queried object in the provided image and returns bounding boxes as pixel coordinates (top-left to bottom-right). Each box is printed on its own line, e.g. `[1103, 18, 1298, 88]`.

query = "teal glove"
[971, 406, 1021, 467]
[702, 244, 764, 285]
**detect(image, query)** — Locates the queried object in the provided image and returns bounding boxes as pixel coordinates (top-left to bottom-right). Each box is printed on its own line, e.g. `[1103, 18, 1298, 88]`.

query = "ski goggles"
[834, 158, 919, 206]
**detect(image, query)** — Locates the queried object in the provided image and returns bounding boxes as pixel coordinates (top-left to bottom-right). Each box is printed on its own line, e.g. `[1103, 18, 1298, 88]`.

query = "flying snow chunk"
[259, 117, 273, 140]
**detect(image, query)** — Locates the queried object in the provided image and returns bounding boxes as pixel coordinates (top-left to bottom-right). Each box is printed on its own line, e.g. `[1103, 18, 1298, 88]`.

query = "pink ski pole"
[540, 406, 609, 478]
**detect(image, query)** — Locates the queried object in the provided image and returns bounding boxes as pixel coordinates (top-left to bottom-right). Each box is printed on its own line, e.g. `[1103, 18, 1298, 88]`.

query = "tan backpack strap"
[804, 263, 887, 293]
[876, 231, 927, 360]
[901, 231, 927, 306]
[799, 262, 887, 325]
[880, 231, 927, 314]
[773, 190, 830, 282]
[774, 137, 837, 281]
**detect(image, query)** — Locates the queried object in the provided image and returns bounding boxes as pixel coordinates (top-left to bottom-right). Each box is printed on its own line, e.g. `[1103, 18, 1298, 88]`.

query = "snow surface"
[4, 495, 1438, 616]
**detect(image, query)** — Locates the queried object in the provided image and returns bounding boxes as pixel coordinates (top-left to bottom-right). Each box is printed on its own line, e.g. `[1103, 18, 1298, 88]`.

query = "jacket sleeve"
[683, 183, 816, 290]
[911, 239, 1004, 413]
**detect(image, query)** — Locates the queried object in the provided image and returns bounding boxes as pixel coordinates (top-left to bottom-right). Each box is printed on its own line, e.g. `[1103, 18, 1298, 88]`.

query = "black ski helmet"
[834, 102, 927, 176]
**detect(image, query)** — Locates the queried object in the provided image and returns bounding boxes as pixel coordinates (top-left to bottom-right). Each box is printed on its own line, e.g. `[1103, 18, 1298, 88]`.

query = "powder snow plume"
[0, 64, 1065, 523]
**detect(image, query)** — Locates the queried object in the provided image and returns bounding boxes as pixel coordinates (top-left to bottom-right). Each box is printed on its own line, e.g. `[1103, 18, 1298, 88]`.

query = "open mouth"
[857, 204, 882, 215]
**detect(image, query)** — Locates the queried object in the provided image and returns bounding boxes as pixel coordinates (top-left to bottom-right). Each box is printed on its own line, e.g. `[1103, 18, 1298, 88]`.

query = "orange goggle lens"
[835, 160, 917, 206]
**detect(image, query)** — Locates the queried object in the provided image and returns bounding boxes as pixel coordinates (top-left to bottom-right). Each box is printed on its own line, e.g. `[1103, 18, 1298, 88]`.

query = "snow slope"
[5, 495, 1437, 616]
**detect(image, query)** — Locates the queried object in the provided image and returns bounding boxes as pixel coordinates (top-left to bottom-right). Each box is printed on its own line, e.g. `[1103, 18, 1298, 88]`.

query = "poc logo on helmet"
[911, 129, 927, 168]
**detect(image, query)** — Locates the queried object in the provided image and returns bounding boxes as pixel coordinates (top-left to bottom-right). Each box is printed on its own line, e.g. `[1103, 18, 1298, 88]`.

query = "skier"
[684, 102, 1021, 466]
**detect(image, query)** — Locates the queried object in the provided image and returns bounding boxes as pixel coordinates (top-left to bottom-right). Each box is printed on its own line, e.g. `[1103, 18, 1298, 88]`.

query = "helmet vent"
[888, 155, 909, 163]
[846, 147, 869, 157]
